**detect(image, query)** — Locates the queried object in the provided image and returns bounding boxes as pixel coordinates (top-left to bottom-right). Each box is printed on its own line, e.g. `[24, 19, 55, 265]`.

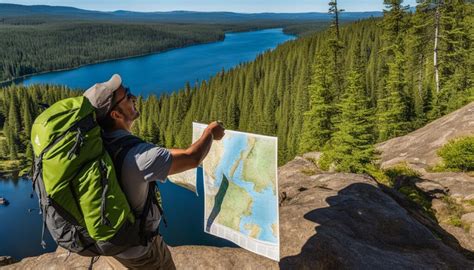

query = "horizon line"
[0, 2, 390, 14]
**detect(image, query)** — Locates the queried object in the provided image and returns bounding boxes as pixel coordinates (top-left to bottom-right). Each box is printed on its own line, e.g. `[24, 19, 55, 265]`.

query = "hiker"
[83, 74, 225, 269]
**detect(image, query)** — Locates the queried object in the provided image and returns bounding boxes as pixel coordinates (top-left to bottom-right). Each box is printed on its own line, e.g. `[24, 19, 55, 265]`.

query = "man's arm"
[168, 121, 225, 175]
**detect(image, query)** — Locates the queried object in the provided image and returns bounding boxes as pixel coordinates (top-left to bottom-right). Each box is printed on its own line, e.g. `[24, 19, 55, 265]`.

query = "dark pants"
[114, 236, 176, 270]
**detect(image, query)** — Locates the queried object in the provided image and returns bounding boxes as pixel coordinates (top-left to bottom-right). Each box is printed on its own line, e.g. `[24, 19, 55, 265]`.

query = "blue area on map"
[211, 133, 278, 244]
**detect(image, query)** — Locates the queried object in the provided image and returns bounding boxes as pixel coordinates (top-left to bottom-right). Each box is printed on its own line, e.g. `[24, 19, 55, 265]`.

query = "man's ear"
[110, 110, 122, 121]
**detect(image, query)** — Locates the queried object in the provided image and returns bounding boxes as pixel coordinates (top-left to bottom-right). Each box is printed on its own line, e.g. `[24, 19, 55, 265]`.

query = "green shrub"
[442, 196, 467, 229]
[466, 199, 474, 206]
[365, 164, 392, 187]
[384, 162, 421, 179]
[437, 136, 474, 171]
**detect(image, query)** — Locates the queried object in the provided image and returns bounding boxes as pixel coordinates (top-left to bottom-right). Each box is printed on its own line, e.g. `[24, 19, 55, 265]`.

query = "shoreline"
[0, 27, 291, 87]
[0, 38, 225, 87]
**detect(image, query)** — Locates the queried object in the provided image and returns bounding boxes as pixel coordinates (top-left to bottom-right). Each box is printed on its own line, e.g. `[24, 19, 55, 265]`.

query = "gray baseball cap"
[83, 74, 122, 120]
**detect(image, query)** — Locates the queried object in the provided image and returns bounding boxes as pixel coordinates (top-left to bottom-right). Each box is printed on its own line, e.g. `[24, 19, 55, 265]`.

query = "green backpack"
[31, 96, 160, 256]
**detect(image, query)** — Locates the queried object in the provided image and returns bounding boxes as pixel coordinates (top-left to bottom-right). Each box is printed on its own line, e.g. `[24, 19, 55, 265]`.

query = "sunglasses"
[110, 87, 135, 111]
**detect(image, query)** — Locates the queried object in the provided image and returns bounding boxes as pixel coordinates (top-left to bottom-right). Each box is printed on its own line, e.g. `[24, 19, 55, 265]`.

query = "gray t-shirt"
[103, 129, 172, 259]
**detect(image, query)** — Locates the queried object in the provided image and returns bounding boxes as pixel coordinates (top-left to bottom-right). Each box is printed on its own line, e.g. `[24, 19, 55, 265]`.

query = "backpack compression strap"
[104, 134, 166, 244]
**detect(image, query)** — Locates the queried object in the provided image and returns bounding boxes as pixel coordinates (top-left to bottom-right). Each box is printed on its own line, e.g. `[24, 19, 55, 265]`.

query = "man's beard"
[132, 110, 140, 120]
[132, 103, 140, 120]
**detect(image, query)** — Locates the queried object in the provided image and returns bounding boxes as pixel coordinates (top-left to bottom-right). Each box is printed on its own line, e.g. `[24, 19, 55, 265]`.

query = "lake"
[0, 28, 294, 260]
[19, 28, 295, 96]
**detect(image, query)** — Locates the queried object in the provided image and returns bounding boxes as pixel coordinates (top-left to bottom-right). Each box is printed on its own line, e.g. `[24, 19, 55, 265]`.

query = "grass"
[367, 162, 420, 188]
[366, 165, 392, 186]
[300, 168, 318, 176]
[442, 196, 471, 231]
[376, 163, 472, 232]
[398, 186, 436, 219]
[368, 163, 436, 219]
[384, 162, 421, 179]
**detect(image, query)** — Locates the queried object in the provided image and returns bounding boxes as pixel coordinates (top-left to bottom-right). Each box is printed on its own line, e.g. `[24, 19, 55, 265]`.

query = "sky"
[0, 0, 418, 13]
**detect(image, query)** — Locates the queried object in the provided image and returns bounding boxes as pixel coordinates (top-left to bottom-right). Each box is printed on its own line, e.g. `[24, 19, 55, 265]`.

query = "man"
[83, 74, 225, 269]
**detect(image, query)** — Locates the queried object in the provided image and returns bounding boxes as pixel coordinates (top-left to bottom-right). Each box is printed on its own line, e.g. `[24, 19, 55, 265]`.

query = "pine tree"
[377, 53, 410, 141]
[436, 0, 472, 113]
[407, 1, 432, 125]
[8, 95, 21, 135]
[4, 121, 18, 160]
[299, 53, 334, 153]
[0, 138, 8, 159]
[328, 0, 345, 95]
[25, 142, 33, 162]
[22, 98, 33, 137]
[377, 0, 410, 141]
[320, 69, 375, 173]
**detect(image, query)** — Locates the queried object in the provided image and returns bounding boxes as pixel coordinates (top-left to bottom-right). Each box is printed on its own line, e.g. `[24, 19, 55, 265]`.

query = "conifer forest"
[0, 0, 472, 173]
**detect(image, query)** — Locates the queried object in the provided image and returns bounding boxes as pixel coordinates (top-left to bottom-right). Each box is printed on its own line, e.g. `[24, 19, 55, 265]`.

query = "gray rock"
[422, 172, 474, 200]
[439, 224, 474, 252]
[461, 213, 474, 225]
[414, 180, 448, 198]
[302, 152, 322, 163]
[432, 199, 449, 217]
[377, 101, 474, 171]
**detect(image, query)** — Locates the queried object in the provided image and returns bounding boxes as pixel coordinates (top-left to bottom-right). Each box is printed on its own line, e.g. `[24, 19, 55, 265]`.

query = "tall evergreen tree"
[0, 138, 8, 160]
[320, 69, 375, 173]
[437, 0, 472, 113]
[3, 121, 18, 160]
[377, 53, 410, 141]
[377, 0, 410, 141]
[299, 53, 334, 152]
[328, 0, 345, 95]
[407, 1, 432, 125]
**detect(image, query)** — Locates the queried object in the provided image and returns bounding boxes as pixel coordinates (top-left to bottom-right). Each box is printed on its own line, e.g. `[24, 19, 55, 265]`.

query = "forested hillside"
[0, 19, 332, 83]
[0, 22, 227, 82]
[0, 3, 384, 83]
[0, 0, 472, 173]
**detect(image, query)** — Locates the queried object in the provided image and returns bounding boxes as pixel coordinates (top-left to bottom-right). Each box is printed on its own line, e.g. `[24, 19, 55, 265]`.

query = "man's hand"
[168, 121, 225, 175]
[206, 121, 225, 140]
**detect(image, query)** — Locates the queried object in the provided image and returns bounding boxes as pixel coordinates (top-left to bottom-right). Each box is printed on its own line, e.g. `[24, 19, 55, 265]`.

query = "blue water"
[0, 177, 56, 260]
[19, 28, 295, 96]
[1, 28, 292, 260]
[158, 168, 237, 247]
[210, 133, 278, 244]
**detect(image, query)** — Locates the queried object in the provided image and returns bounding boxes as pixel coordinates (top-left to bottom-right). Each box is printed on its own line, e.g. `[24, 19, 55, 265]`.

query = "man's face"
[111, 85, 140, 129]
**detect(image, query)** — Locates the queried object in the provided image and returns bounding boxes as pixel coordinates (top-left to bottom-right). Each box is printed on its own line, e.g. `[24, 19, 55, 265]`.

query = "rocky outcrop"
[5, 156, 473, 269]
[377, 101, 474, 172]
[377, 102, 474, 253]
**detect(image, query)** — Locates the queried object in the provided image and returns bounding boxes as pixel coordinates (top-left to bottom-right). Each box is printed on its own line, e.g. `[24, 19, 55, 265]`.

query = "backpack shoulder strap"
[104, 134, 144, 182]
[103, 133, 165, 244]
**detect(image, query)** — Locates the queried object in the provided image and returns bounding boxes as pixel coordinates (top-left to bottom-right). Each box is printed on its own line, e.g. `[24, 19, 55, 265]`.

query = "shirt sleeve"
[132, 142, 173, 183]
